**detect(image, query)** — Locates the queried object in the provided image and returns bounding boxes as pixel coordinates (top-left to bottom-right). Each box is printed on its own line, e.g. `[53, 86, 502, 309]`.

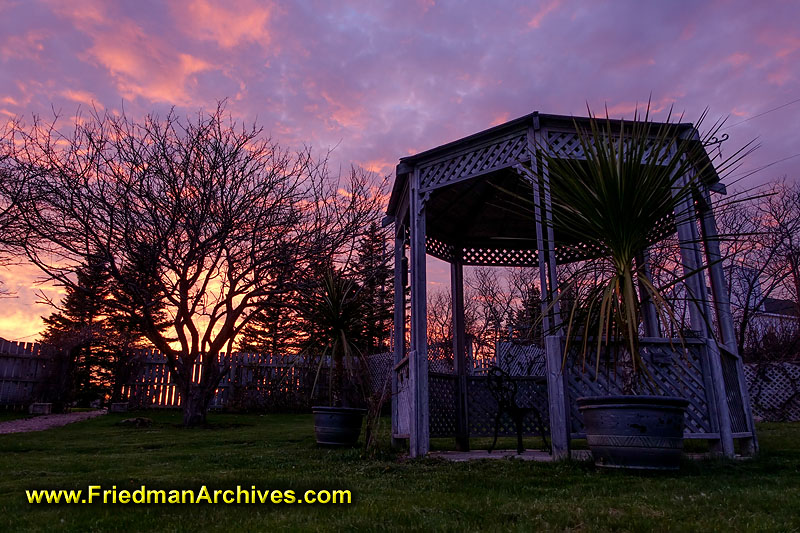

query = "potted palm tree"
[302, 269, 369, 446]
[536, 105, 751, 469]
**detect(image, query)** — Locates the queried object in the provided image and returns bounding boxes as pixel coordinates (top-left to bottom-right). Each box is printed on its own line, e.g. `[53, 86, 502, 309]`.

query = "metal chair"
[486, 365, 549, 454]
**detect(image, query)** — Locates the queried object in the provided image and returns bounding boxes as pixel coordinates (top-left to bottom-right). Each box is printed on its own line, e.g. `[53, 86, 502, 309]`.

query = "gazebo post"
[526, 126, 570, 459]
[674, 196, 707, 334]
[698, 187, 759, 455]
[391, 222, 407, 450]
[540, 156, 570, 459]
[674, 172, 735, 457]
[451, 257, 470, 451]
[409, 168, 429, 457]
[637, 250, 661, 337]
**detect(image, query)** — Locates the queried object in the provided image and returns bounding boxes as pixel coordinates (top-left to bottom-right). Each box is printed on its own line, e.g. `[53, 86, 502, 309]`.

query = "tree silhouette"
[8, 104, 380, 425]
[353, 222, 392, 354]
[40, 256, 114, 406]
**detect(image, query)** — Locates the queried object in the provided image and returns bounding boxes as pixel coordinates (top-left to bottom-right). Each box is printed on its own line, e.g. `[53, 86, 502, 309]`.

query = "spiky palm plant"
[303, 269, 368, 407]
[537, 105, 751, 391]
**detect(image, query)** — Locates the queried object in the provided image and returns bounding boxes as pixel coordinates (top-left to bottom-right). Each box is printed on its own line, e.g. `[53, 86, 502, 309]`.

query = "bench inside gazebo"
[384, 111, 758, 459]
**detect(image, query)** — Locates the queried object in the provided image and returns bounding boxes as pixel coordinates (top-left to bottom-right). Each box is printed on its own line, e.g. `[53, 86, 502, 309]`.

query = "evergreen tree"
[353, 222, 393, 354]
[40, 256, 115, 405]
[237, 290, 305, 355]
[105, 242, 170, 400]
[512, 283, 543, 344]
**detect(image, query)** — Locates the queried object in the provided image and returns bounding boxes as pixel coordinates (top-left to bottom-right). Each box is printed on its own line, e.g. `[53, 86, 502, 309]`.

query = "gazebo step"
[428, 449, 592, 462]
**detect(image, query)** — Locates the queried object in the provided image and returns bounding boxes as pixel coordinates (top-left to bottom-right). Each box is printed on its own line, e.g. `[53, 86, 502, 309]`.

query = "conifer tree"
[353, 222, 392, 354]
[40, 256, 114, 405]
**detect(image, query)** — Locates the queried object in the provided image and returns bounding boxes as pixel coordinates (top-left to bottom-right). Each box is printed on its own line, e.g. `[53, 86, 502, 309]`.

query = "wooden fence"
[1, 340, 799, 422]
[0, 340, 67, 408]
[121, 350, 394, 411]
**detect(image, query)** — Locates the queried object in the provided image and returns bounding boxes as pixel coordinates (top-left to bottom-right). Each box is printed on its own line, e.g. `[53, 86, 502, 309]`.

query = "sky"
[0, 0, 799, 342]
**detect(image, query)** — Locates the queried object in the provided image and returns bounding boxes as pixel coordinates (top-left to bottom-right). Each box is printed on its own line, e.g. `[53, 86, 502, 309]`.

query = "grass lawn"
[0, 411, 31, 423]
[1, 412, 798, 532]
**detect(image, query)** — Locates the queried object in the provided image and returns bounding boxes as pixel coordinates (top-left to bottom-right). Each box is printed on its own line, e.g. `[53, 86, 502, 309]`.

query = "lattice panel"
[546, 131, 585, 158]
[426, 236, 456, 262]
[467, 376, 549, 437]
[429, 373, 458, 438]
[554, 242, 609, 264]
[461, 246, 538, 267]
[496, 342, 546, 376]
[745, 362, 800, 422]
[553, 215, 675, 265]
[427, 374, 550, 439]
[567, 341, 713, 436]
[419, 134, 528, 190]
[646, 213, 676, 246]
[365, 352, 392, 398]
[546, 131, 660, 161]
[720, 350, 749, 432]
[427, 343, 455, 373]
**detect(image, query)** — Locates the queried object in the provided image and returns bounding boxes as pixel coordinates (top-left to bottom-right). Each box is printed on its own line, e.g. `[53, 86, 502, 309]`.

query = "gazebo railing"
[428, 372, 549, 439]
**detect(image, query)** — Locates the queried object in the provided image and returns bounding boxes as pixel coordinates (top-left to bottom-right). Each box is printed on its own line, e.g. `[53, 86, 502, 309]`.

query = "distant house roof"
[763, 298, 800, 317]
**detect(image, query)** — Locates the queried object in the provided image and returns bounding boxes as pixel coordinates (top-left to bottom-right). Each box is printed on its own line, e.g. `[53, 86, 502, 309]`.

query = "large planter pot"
[312, 406, 366, 447]
[577, 395, 689, 470]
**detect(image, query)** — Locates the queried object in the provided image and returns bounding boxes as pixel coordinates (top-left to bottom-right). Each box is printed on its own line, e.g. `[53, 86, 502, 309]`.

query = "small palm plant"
[536, 105, 752, 392]
[302, 268, 368, 407]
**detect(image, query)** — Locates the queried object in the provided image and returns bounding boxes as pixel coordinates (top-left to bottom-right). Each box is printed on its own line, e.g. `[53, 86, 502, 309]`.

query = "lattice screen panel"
[545, 131, 660, 161]
[427, 374, 550, 439]
[467, 376, 549, 438]
[567, 340, 714, 436]
[552, 215, 675, 265]
[496, 342, 546, 376]
[419, 134, 528, 191]
[745, 362, 800, 422]
[365, 352, 392, 398]
[554, 243, 608, 264]
[426, 236, 456, 263]
[461, 247, 539, 267]
[429, 373, 458, 438]
[720, 350, 749, 433]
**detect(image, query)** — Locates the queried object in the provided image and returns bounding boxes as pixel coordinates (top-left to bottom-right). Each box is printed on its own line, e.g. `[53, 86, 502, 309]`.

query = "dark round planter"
[312, 406, 366, 447]
[577, 395, 689, 470]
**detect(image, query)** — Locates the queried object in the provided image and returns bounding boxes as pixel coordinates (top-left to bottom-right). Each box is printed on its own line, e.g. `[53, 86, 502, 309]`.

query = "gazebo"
[384, 111, 758, 459]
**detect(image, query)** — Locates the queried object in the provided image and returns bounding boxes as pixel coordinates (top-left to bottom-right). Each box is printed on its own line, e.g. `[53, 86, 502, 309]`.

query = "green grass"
[1, 413, 798, 532]
[0, 411, 31, 423]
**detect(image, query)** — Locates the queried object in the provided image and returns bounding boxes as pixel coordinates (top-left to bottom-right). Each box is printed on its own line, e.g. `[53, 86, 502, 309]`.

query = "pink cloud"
[725, 52, 750, 68]
[527, 0, 562, 29]
[51, 4, 215, 105]
[1, 30, 46, 61]
[177, 0, 275, 49]
[60, 89, 97, 106]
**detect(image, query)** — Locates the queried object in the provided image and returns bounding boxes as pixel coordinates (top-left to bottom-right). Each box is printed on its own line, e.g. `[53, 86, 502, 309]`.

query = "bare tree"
[7, 104, 380, 425]
[0, 123, 26, 294]
[717, 179, 800, 354]
[759, 179, 800, 311]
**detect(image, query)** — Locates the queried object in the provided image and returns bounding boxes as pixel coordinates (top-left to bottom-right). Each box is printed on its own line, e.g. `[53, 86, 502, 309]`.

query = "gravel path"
[0, 410, 106, 434]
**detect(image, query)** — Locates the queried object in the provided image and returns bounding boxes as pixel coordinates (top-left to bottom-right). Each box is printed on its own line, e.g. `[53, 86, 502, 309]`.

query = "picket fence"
[120, 350, 394, 410]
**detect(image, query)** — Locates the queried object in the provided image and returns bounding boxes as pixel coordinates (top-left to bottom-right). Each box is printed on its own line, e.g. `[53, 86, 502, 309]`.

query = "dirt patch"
[0, 410, 106, 434]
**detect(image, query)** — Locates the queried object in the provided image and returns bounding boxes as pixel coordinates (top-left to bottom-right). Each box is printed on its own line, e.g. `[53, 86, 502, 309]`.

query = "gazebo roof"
[386, 111, 721, 266]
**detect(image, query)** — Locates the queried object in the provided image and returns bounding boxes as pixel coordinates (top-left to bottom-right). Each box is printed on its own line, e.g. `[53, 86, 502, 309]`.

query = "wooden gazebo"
[384, 111, 758, 458]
